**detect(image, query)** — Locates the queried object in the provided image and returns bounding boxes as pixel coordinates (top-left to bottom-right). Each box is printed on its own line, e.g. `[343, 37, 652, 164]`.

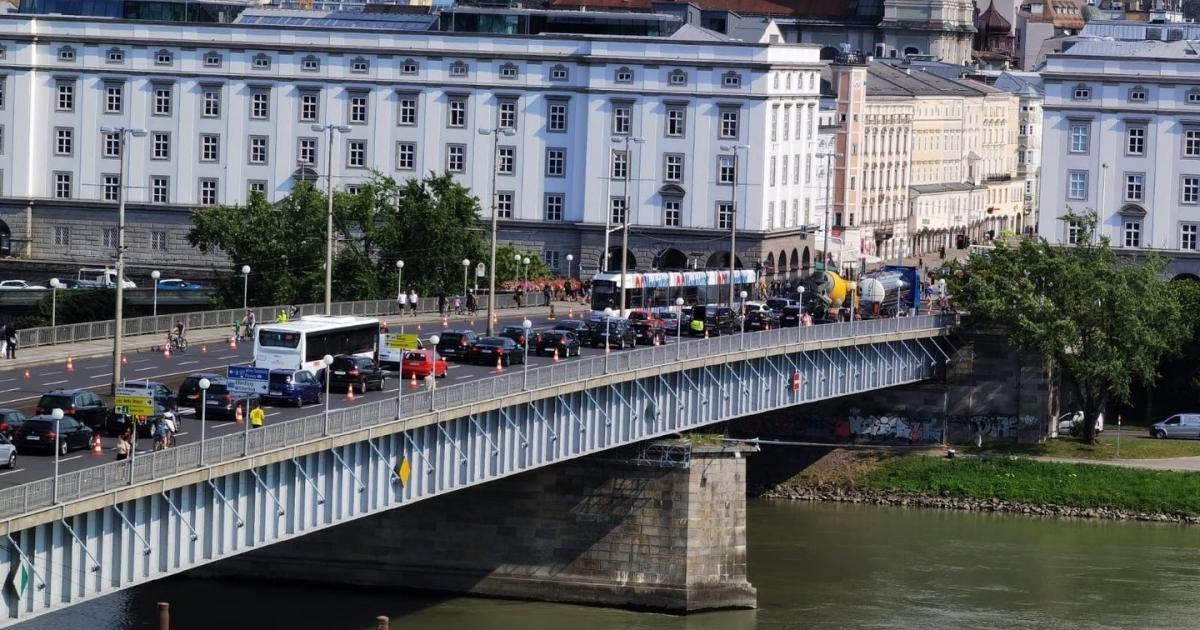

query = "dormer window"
[450, 61, 468, 77]
[1188, 88, 1200, 105]
[1129, 86, 1147, 102]
[57, 46, 76, 62]
[722, 71, 742, 88]
[401, 58, 419, 74]
[252, 53, 271, 70]
[615, 67, 633, 83]
[301, 55, 320, 71]
[669, 69, 687, 86]
[106, 47, 125, 63]
[351, 57, 369, 73]
[0, 44, 7, 60]
[155, 49, 173, 65]
[204, 51, 222, 67]
[1072, 84, 1091, 100]
[550, 64, 569, 81]
[499, 62, 518, 79]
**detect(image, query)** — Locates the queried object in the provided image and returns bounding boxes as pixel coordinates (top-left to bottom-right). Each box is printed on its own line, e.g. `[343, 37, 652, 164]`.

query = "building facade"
[0, 14, 825, 277]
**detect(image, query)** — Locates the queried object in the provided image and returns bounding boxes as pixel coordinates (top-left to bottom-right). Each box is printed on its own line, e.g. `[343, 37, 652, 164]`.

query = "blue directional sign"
[227, 366, 270, 396]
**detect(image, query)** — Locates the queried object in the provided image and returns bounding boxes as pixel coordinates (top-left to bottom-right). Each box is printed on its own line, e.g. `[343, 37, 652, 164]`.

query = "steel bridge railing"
[0, 314, 955, 520]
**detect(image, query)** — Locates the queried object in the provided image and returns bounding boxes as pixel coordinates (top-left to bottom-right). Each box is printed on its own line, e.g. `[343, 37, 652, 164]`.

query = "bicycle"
[166, 332, 189, 352]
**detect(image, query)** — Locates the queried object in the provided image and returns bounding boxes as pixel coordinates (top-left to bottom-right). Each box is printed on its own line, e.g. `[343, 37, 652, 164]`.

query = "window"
[666, 106, 685, 137]
[349, 93, 368, 124]
[611, 150, 628, 180]
[1068, 170, 1088, 200]
[199, 178, 218, 205]
[1129, 86, 1147, 102]
[1124, 219, 1142, 248]
[547, 100, 568, 132]
[102, 174, 120, 201]
[544, 194, 564, 221]
[546, 148, 565, 177]
[615, 67, 633, 83]
[722, 71, 742, 88]
[497, 146, 515, 175]
[106, 47, 124, 64]
[57, 46, 75, 62]
[719, 108, 739, 139]
[396, 142, 416, 170]
[783, 107, 790, 140]
[398, 95, 417, 126]
[450, 61, 468, 77]
[151, 231, 168, 251]
[53, 226, 70, 246]
[669, 69, 687, 86]
[148, 132, 171, 161]
[1069, 122, 1089, 153]
[202, 87, 221, 118]
[771, 107, 778, 142]
[545, 250, 561, 272]
[0, 125, 4, 155]
[298, 137, 317, 166]
[1125, 173, 1145, 201]
[498, 98, 517, 130]
[767, 201, 774, 229]
[102, 132, 121, 158]
[664, 199, 681, 227]
[1126, 125, 1146, 156]
[717, 202, 734, 229]
[0, 82, 5, 110]
[351, 57, 369, 73]
[56, 81, 74, 111]
[54, 127, 73, 156]
[610, 197, 627, 224]
[346, 185, 361, 196]
[1066, 219, 1083, 245]
[497, 192, 513, 218]
[1184, 176, 1200, 204]
[550, 64, 569, 81]
[153, 85, 172, 116]
[204, 51, 222, 67]
[156, 50, 173, 65]
[102, 228, 117, 248]
[1185, 128, 1200, 157]
[54, 172, 72, 199]
[1072, 84, 1090, 100]
[612, 104, 631, 135]
[252, 54, 271, 70]
[301, 55, 320, 72]
[718, 155, 736, 184]
[1189, 89, 1200, 105]
[250, 89, 270, 120]
[1183, 224, 1199, 250]
[499, 63, 518, 79]
[446, 144, 466, 172]
[200, 134, 220, 162]
[664, 154, 683, 182]
[347, 139, 366, 168]
[104, 83, 123, 114]
[151, 176, 169, 203]
[299, 91, 319, 122]
[249, 136, 269, 165]
[770, 156, 777, 186]
[448, 96, 467, 128]
[401, 59, 418, 74]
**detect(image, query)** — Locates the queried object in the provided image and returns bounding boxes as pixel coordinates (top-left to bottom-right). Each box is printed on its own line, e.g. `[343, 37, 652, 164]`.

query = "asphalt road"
[0, 310, 704, 487]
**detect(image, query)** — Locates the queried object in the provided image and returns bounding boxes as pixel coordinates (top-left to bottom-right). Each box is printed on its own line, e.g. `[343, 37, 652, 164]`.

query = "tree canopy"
[949, 212, 1196, 443]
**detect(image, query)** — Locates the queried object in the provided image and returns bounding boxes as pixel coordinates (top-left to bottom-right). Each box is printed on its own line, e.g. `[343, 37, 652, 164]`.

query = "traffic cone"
[496, 356, 503, 372]
[121, 355, 128, 365]
[417, 323, 422, 331]
[442, 317, 448, 327]
[163, 346, 171, 359]
[235, 405, 244, 424]
[410, 372, 418, 389]
[23, 369, 30, 380]
[553, 348, 560, 362]
[568, 308, 574, 318]
[704, 329, 709, 340]
[92, 435, 103, 455]
[346, 384, 355, 401]
[66, 356, 75, 372]
[229, 338, 237, 351]
[201, 345, 208, 354]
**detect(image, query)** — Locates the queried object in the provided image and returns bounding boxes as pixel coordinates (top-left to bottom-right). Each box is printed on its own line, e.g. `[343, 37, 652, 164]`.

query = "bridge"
[0, 315, 954, 625]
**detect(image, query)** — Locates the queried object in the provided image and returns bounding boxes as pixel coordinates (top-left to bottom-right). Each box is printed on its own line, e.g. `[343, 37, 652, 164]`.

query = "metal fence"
[15, 293, 548, 350]
[0, 314, 955, 519]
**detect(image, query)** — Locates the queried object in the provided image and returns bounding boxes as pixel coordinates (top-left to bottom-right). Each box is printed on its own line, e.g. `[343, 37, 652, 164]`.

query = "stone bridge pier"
[196, 440, 757, 612]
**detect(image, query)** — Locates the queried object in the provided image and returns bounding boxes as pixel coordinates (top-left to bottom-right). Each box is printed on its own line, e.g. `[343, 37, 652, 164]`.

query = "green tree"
[12, 290, 121, 328]
[495, 244, 551, 287]
[950, 212, 1192, 444]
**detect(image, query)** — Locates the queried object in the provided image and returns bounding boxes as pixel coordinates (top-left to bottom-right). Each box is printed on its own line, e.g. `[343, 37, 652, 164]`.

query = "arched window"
[57, 46, 76, 62]
[903, 46, 920, 57]
[204, 51, 222, 67]
[301, 55, 320, 72]
[350, 57, 369, 73]
[614, 66, 633, 83]
[668, 69, 687, 86]
[721, 71, 742, 88]
[499, 62, 518, 79]
[401, 58, 419, 74]
[819, 46, 838, 60]
[105, 47, 125, 63]
[450, 61, 469, 77]
[154, 49, 173, 65]
[550, 64, 569, 81]
[252, 53, 271, 70]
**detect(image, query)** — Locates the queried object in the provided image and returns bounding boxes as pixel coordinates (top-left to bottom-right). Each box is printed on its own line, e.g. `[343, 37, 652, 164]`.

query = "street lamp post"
[739, 290, 748, 348]
[150, 270, 160, 317]
[322, 354, 334, 436]
[51, 408, 63, 504]
[428, 335, 440, 412]
[396, 260, 405, 315]
[312, 123, 353, 316]
[675, 297, 684, 361]
[514, 253, 522, 285]
[522, 257, 530, 289]
[49, 278, 63, 327]
[797, 286, 806, 343]
[101, 125, 147, 395]
[720, 143, 751, 307]
[522, 318, 532, 389]
[566, 254, 574, 281]
[479, 127, 517, 337]
[603, 307, 614, 373]
[461, 259, 470, 303]
[612, 135, 645, 315]
[241, 265, 250, 310]
[199, 378, 210, 465]
[849, 281, 858, 330]
[817, 152, 838, 272]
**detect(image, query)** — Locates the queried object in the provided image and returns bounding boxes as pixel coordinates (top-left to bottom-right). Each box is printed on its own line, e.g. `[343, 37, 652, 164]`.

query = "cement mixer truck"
[800, 269, 850, 322]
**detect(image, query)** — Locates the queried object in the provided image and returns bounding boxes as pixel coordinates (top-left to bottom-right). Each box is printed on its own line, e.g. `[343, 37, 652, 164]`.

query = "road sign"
[380, 333, 422, 364]
[228, 366, 269, 397]
[791, 371, 802, 392]
[114, 386, 155, 417]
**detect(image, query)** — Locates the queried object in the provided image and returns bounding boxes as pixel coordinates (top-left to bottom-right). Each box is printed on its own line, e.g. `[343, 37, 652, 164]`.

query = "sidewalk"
[1034, 455, 1200, 473]
[0, 301, 585, 371]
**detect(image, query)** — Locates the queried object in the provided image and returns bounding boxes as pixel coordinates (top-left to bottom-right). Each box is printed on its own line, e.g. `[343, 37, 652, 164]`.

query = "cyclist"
[240, 309, 257, 341]
[166, 320, 188, 351]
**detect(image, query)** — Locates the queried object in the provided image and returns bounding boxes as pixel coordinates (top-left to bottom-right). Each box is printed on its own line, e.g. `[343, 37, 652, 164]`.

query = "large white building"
[0, 14, 826, 277]
[1038, 38, 1200, 262]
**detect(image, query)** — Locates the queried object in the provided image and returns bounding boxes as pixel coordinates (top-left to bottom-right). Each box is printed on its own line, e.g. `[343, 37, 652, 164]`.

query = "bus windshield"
[258, 330, 300, 348]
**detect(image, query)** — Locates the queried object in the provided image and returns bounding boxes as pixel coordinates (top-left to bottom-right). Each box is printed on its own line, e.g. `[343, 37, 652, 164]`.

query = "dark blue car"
[263, 369, 322, 407]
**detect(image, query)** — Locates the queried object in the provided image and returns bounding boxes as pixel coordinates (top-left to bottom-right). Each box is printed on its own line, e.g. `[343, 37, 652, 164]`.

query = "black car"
[659, 312, 682, 336]
[468, 336, 526, 366]
[534, 331, 580, 357]
[779, 306, 802, 327]
[687, 306, 735, 337]
[179, 376, 261, 421]
[589, 318, 638, 349]
[766, 298, 796, 313]
[631, 320, 667, 346]
[499, 325, 535, 347]
[13, 416, 94, 456]
[745, 310, 780, 332]
[35, 389, 110, 433]
[553, 320, 592, 345]
[327, 355, 386, 394]
[0, 409, 27, 438]
[178, 372, 224, 409]
[119, 380, 176, 412]
[436, 330, 479, 360]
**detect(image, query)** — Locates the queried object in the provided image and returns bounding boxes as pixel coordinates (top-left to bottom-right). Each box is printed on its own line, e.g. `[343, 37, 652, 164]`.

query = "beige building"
[828, 55, 1026, 261]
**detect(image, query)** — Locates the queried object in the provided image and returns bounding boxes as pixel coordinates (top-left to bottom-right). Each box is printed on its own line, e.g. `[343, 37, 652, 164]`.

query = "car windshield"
[439, 333, 464, 343]
[38, 395, 73, 409]
[269, 373, 292, 385]
[476, 337, 507, 347]
[403, 352, 427, 361]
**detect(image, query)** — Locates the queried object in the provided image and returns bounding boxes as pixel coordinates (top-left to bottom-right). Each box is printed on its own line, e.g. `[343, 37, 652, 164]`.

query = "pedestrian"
[939, 246, 946, 260]
[397, 287, 408, 315]
[437, 293, 447, 317]
[466, 291, 477, 314]
[250, 405, 264, 429]
[3, 322, 15, 359]
[542, 283, 552, 308]
[514, 286, 523, 309]
[115, 431, 130, 460]
[408, 288, 418, 316]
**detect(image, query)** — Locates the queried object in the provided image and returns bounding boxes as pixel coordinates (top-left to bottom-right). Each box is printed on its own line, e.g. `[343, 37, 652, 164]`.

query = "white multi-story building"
[1039, 38, 1200, 262]
[0, 14, 825, 277]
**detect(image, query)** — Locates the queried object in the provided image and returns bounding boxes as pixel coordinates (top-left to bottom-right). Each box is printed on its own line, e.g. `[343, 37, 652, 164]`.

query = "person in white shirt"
[408, 289, 418, 316]
[397, 289, 408, 315]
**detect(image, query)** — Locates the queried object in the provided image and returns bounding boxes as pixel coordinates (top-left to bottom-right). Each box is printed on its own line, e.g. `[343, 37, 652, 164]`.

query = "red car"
[401, 350, 448, 378]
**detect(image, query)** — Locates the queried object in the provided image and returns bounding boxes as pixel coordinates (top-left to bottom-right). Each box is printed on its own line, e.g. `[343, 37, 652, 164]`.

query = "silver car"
[1151, 414, 1200, 439]
[0, 434, 16, 468]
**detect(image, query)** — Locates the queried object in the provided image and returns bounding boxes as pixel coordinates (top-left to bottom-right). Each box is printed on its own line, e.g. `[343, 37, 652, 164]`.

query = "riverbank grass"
[865, 456, 1200, 515]
[970, 436, 1200, 460]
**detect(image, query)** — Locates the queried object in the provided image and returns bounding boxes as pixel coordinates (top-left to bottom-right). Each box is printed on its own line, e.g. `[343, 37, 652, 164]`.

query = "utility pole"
[311, 123, 351, 316]
[479, 126, 515, 336]
[613, 135, 644, 314]
[101, 126, 146, 394]
[720, 143, 750, 306]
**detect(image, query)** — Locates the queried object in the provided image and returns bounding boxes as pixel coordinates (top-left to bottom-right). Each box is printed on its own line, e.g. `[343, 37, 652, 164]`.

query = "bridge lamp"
[521, 319, 532, 390]
[522, 257, 530, 286]
[199, 378, 210, 465]
[322, 355, 334, 436]
[848, 281, 858, 328]
[675, 297, 685, 361]
[51, 408, 64, 505]
[567, 254, 574, 280]
[396, 260, 405, 315]
[240, 265, 251, 310]
[462, 259, 471, 302]
[428, 336, 440, 412]
[603, 307, 614, 373]
[150, 270, 161, 317]
[797, 286, 806, 343]
[739, 290, 748, 347]
[49, 278, 64, 327]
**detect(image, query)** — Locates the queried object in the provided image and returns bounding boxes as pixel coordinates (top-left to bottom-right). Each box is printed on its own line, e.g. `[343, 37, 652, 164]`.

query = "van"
[1151, 413, 1200, 439]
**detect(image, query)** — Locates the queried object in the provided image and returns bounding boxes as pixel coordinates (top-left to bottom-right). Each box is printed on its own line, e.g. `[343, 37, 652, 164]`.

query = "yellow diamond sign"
[396, 457, 411, 487]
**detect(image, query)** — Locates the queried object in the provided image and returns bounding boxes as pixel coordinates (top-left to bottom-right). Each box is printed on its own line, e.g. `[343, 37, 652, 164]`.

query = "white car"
[0, 280, 46, 290]
[1056, 411, 1104, 438]
[0, 435, 15, 468]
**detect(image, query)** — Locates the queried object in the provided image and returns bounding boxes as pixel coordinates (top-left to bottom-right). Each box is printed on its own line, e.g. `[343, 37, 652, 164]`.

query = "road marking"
[60, 455, 82, 462]
[0, 388, 17, 393]
[90, 372, 113, 379]
[37, 372, 60, 377]
[216, 355, 238, 360]
[0, 469, 24, 477]
[178, 361, 198, 366]
[266, 411, 281, 417]
[175, 432, 188, 437]
[129, 359, 152, 364]
[0, 378, 14, 383]
[135, 367, 156, 372]
[43, 379, 68, 385]
[211, 422, 238, 431]
[455, 375, 472, 380]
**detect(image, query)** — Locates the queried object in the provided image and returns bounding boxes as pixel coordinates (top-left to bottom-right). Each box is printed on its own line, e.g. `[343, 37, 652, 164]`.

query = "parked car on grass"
[1150, 413, 1198, 439]
[0, 280, 46, 290]
[1056, 411, 1104, 437]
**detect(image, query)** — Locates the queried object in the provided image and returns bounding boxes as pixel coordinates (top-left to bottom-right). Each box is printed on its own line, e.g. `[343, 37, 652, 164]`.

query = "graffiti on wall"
[738, 411, 1044, 445]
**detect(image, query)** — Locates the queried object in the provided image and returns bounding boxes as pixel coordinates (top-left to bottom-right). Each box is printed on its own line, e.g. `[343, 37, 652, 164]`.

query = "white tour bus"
[253, 315, 380, 378]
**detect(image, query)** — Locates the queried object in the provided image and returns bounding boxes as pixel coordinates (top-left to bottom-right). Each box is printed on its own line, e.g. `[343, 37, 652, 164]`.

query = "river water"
[23, 501, 1200, 629]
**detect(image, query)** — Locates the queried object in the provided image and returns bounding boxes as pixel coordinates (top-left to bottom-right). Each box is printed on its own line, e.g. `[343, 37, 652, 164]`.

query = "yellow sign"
[387, 334, 421, 350]
[396, 457, 411, 487]
[113, 388, 154, 417]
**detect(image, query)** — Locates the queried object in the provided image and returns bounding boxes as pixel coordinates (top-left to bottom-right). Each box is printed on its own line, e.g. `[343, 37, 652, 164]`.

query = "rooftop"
[864, 62, 1001, 98]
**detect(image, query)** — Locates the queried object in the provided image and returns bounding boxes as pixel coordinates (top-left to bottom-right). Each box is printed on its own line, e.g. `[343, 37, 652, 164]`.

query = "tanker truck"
[858, 266, 922, 318]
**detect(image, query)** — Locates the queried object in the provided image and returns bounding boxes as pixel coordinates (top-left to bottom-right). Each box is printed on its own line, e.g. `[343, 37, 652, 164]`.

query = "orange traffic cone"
[229, 338, 237, 351]
[442, 317, 448, 327]
[346, 384, 356, 401]
[23, 369, 30, 380]
[553, 348, 560, 362]
[410, 372, 418, 389]
[163, 346, 171, 359]
[66, 356, 74, 372]
[121, 355, 128, 365]
[704, 329, 710, 340]
[568, 308, 574, 318]
[235, 405, 244, 424]
[92, 435, 103, 455]
[201, 345, 208, 354]
[496, 356, 504, 372]
[417, 323, 422, 331]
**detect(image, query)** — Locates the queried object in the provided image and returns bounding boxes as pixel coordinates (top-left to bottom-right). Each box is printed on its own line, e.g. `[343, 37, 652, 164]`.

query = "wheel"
[58, 439, 68, 457]
[314, 392, 322, 405]
[357, 380, 367, 395]
[5, 452, 14, 469]
[1153, 429, 1167, 439]
[502, 356, 511, 367]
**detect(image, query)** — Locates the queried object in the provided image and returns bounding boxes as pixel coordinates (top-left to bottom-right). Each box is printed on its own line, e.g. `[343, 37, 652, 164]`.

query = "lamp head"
[522, 319, 532, 329]
[675, 297, 685, 306]
[429, 335, 440, 345]
[51, 408, 64, 421]
[241, 265, 250, 275]
[397, 260, 405, 269]
[462, 258, 470, 266]
[567, 254, 574, 262]
[322, 354, 334, 367]
[49, 278, 62, 289]
[199, 378, 211, 390]
[151, 270, 161, 280]
[523, 257, 530, 265]
[740, 290, 748, 299]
